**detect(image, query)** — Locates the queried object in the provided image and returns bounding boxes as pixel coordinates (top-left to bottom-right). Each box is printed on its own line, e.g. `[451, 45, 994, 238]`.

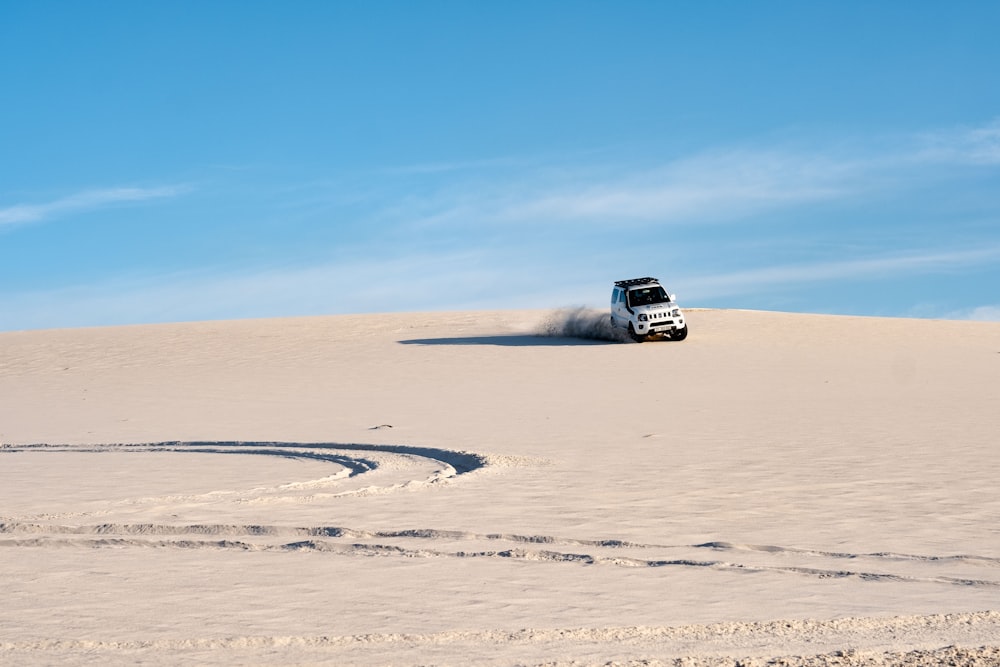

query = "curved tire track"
[0, 441, 491, 518]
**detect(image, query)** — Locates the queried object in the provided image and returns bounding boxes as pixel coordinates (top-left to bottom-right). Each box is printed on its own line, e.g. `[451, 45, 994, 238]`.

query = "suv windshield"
[628, 286, 670, 307]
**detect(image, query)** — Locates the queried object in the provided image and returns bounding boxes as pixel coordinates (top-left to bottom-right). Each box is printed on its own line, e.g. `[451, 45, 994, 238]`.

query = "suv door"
[611, 287, 627, 327]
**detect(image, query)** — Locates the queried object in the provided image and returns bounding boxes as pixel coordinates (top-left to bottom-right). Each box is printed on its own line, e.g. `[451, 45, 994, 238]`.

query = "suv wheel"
[627, 323, 646, 343]
[671, 326, 688, 341]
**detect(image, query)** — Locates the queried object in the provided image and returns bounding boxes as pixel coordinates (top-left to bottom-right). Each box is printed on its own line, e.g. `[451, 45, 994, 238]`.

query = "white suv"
[610, 277, 688, 342]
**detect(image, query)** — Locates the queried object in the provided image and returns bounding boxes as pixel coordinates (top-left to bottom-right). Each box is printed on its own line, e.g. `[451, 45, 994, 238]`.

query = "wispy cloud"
[0, 185, 187, 228]
[915, 118, 1000, 165]
[382, 148, 866, 233]
[686, 245, 1000, 300]
[498, 150, 860, 223]
[377, 119, 1000, 232]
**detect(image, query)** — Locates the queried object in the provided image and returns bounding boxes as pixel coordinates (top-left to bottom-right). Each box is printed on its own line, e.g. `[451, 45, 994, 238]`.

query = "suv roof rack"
[614, 277, 659, 288]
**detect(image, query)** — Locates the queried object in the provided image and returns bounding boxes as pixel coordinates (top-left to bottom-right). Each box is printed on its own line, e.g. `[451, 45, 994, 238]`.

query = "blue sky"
[2, 2, 999, 330]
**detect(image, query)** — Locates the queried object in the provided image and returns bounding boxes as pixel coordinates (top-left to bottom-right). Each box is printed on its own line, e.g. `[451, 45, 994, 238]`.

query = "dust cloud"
[536, 307, 632, 343]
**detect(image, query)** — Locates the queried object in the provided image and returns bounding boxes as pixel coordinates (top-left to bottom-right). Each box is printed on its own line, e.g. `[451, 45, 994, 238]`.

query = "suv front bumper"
[638, 319, 685, 334]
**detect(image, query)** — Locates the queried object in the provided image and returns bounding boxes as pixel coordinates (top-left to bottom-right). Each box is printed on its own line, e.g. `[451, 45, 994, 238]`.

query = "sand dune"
[1, 309, 998, 665]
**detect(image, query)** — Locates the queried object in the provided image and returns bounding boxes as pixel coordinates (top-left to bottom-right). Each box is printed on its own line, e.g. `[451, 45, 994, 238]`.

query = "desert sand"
[1, 308, 998, 666]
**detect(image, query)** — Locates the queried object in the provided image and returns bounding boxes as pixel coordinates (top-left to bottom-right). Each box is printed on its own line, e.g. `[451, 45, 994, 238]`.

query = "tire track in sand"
[1, 521, 998, 590]
[0, 441, 493, 519]
[2, 443, 997, 590]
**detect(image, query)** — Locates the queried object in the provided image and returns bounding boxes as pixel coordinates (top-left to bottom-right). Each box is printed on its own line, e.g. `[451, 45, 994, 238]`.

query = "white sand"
[1, 308, 998, 666]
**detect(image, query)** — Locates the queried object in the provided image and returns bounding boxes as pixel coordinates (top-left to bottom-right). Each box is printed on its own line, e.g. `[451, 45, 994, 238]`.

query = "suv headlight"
[638, 314, 648, 321]
[671, 309, 680, 317]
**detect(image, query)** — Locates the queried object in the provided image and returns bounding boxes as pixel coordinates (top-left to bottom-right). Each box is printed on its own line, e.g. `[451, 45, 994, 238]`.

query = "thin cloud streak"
[498, 149, 861, 223]
[0, 185, 187, 227]
[687, 245, 1000, 300]
[384, 148, 908, 231]
[381, 118, 1000, 231]
[915, 117, 1000, 165]
[387, 163, 847, 232]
